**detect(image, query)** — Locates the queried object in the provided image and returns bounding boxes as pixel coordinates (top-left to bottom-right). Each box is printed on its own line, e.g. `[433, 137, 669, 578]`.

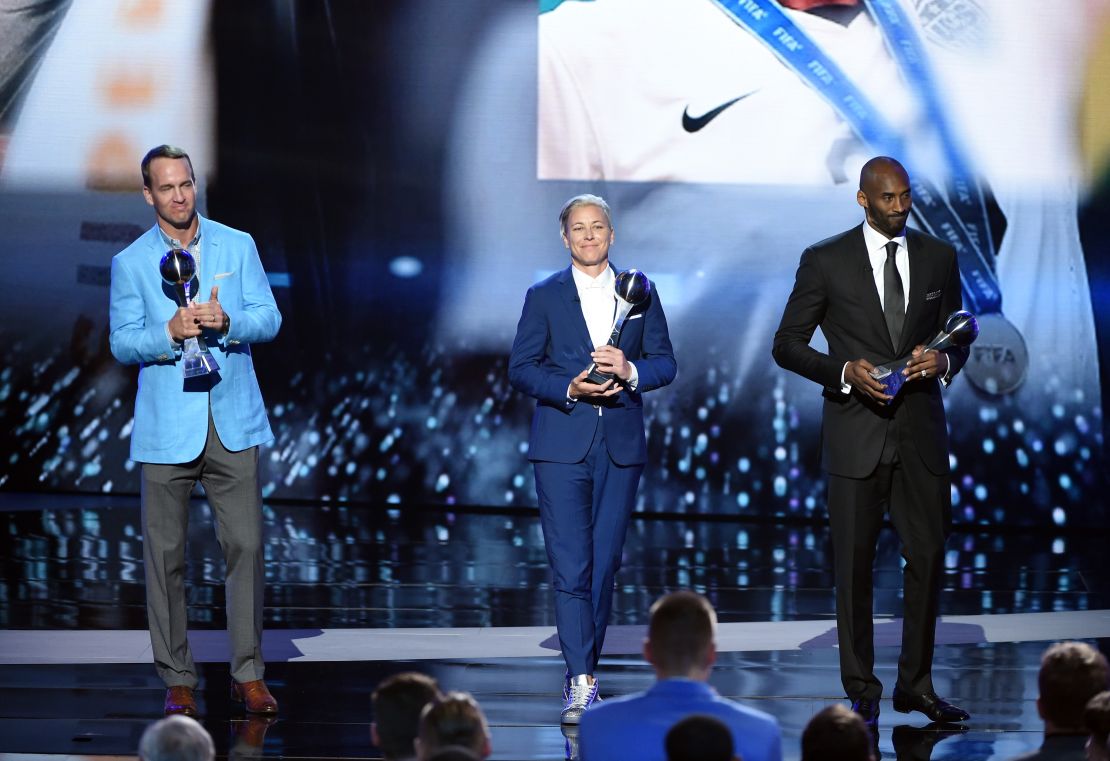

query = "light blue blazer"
[109, 216, 282, 464]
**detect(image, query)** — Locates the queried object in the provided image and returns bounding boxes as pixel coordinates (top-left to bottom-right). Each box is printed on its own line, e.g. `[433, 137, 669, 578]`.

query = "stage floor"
[1, 492, 1108, 760]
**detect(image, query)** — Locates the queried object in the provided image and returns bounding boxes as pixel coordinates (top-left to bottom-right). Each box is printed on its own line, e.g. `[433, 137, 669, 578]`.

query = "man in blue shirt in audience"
[580, 591, 782, 761]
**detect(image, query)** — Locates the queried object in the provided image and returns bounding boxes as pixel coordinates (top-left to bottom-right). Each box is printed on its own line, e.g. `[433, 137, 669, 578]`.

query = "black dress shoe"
[851, 697, 881, 726]
[892, 689, 970, 723]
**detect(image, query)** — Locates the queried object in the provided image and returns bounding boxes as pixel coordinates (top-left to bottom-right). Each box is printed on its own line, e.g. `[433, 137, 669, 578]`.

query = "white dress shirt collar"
[860, 221, 910, 312]
[860, 220, 906, 263]
[566, 262, 641, 399]
[570, 262, 615, 292]
[571, 263, 616, 351]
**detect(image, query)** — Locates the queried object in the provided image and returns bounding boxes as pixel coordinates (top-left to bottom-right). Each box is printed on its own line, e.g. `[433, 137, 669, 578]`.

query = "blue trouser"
[534, 416, 643, 676]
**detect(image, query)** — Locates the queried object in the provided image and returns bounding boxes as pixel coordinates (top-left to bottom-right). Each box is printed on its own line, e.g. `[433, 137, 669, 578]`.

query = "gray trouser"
[141, 414, 265, 688]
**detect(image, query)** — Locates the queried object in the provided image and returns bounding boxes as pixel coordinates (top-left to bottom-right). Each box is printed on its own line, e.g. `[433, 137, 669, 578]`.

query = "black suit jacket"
[772, 225, 968, 478]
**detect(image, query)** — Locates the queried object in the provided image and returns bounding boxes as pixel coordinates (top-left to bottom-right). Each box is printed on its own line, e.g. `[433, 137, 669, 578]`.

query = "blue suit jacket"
[109, 216, 282, 464]
[508, 265, 676, 465]
[579, 680, 783, 761]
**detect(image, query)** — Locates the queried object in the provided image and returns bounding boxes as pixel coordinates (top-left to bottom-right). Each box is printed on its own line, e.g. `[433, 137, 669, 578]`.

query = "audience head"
[1085, 691, 1110, 761]
[1037, 642, 1110, 733]
[425, 750, 481, 761]
[138, 715, 215, 761]
[415, 691, 491, 760]
[645, 591, 718, 680]
[372, 672, 444, 761]
[801, 704, 875, 761]
[665, 714, 737, 761]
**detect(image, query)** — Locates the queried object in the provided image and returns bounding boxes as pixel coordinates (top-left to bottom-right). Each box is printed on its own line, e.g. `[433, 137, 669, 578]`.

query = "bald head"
[859, 156, 908, 194]
[856, 156, 911, 238]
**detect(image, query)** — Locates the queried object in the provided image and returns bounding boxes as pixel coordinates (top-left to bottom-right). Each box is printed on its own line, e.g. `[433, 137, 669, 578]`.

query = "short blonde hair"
[558, 194, 612, 234]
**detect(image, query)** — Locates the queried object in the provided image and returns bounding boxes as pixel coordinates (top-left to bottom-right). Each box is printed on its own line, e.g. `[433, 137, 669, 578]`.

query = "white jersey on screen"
[532, 0, 1102, 412]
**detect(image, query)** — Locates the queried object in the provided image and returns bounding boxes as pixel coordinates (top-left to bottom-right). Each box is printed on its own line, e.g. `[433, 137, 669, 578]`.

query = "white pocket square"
[925, 289, 942, 301]
[627, 313, 644, 320]
[214, 271, 235, 280]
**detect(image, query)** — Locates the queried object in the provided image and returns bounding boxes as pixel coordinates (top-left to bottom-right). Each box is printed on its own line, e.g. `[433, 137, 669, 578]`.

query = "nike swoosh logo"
[682, 92, 757, 133]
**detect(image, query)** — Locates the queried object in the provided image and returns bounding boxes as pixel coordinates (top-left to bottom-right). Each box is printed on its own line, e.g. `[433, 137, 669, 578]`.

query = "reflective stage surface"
[1, 492, 1109, 760]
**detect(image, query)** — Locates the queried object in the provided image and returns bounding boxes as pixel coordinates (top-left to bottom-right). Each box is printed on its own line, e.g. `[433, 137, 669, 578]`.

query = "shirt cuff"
[164, 322, 181, 350]
[839, 361, 851, 394]
[938, 351, 952, 386]
[626, 362, 639, 391]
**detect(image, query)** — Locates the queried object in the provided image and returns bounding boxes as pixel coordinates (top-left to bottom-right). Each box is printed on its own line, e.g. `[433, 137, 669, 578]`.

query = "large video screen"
[2, 0, 1108, 527]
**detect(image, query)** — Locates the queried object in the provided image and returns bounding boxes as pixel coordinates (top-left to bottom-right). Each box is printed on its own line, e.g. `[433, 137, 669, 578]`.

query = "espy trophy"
[159, 248, 220, 378]
[869, 310, 979, 401]
[585, 269, 651, 384]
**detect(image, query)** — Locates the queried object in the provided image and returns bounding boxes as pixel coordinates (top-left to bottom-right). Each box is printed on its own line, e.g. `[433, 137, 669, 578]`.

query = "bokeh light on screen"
[0, 1, 1106, 527]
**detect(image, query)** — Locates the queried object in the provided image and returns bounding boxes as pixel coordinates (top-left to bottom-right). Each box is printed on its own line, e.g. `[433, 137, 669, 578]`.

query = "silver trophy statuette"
[159, 248, 220, 378]
[585, 269, 651, 385]
[869, 310, 979, 401]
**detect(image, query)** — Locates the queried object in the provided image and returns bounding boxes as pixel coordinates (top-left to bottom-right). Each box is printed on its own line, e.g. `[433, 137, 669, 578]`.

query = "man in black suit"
[773, 157, 970, 726]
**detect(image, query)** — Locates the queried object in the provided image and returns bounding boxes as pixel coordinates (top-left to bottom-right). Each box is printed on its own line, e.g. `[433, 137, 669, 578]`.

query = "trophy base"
[183, 350, 220, 378]
[585, 364, 613, 385]
[869, 362, 908, 401]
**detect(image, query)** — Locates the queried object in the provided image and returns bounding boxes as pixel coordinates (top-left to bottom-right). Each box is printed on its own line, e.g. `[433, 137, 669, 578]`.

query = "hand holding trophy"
[585, 269, 651, 384]
[159, 249, 220, 378]
[869, 310, 979, 401]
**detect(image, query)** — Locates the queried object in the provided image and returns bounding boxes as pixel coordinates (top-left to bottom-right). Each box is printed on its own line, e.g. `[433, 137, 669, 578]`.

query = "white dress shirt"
[568, 264, 639, 403]
[860, 220, 908, 310]
[840, 222, 948, 390]
[572, 263, 617, 349]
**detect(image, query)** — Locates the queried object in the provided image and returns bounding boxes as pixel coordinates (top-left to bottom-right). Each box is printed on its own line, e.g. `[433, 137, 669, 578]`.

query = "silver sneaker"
[560, 674, 599, 725]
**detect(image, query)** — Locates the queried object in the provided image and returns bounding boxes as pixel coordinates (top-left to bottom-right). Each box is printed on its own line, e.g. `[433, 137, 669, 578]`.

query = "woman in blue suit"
[509, 194, 677, 724]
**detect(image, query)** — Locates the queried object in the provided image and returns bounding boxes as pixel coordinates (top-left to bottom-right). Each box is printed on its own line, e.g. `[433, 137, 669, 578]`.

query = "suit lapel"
[145, 226, 164, 268]
[899, 229, 929, 355]
[556, 266, 594, 352]
[849, 226, 894, 354]
[197, 216, 219, 304]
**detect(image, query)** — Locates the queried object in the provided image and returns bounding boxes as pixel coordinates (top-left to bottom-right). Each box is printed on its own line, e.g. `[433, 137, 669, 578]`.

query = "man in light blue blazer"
[109, 145, 281, 718]
[579, 592, 783, 761]
[509, 194, 677, 724]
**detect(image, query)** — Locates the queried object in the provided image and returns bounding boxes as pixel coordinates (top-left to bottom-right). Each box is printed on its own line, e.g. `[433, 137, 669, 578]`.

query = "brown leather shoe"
[231, 679, 278, 714]
[164, 686, 198, 717]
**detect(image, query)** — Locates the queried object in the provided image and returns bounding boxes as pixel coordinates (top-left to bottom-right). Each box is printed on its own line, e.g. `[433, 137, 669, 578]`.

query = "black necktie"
[883, 240, 905, 350]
